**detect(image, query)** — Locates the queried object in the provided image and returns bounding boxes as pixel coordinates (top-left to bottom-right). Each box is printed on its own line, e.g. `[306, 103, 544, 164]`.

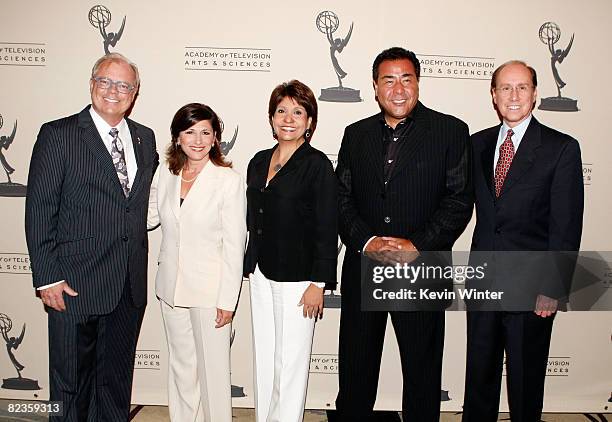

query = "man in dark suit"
[334, 47, 473, 421]
[25, 53, 158, 421]
[462, 60, 583, 421]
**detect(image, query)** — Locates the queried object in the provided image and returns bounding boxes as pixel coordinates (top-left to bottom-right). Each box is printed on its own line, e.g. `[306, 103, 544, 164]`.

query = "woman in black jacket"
[244, 80, 338, 422]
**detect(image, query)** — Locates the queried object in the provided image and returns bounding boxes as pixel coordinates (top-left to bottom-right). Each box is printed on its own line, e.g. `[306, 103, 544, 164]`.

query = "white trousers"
[160, 301, 232, 422]
[249, 266, 316, 422]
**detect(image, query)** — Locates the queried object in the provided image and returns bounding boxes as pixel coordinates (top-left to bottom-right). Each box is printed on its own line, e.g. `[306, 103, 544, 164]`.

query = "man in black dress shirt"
[334, 47, 473, 421]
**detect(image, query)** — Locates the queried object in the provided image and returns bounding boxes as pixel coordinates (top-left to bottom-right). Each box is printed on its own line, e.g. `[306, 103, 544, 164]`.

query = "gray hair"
[91, 53, 140, 89]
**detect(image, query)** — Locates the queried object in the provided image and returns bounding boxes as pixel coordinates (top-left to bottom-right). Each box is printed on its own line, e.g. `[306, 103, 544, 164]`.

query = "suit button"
[126, 206, 130, 213]
[259, 208, 264, 214]
[384, 216, 391, 223]
[122, 236, 128, 241]
[260, 188, 265, 193]
[495, 228, 501, 234]
[257, 229, 263, 235]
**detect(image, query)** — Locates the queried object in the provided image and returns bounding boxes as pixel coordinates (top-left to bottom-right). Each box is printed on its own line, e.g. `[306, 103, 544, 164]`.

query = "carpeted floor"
[0, 400, 609, 421]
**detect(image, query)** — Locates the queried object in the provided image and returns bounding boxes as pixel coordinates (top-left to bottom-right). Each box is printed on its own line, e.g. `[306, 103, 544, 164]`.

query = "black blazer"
[244, 142, 338, 286]
[25, 106, 158, 314]
[336, 101, 473, 289]
[336, 102, 473, 295]
[471, 117, 583, 251]
[470, 117, 583, 301]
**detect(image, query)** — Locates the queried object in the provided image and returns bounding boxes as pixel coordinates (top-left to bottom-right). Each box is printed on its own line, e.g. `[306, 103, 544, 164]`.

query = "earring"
[272, 129, 278, 140]
[304, 128, 311, 139]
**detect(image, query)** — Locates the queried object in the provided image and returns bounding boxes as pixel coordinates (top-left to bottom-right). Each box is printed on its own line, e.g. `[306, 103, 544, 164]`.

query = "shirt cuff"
[37, 280, 64, 290]
[312, 282, 326, 289]
[362, 236, 377, 253]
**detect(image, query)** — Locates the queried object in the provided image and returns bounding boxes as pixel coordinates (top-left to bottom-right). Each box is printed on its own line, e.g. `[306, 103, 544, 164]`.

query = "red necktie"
[494, 129, 514, 197]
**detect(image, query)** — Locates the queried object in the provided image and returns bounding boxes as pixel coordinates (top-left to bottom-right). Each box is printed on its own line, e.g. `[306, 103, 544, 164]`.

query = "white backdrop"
[1, 0, 611, 413]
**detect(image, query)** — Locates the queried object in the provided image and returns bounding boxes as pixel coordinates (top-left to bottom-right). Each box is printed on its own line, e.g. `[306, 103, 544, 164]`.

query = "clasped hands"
[365, 236, 420, 265]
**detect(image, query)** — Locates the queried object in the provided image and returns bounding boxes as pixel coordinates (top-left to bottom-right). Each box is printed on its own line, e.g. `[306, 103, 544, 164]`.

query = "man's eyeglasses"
[495, 84, 534, 97]
[92, 77, 136, 94]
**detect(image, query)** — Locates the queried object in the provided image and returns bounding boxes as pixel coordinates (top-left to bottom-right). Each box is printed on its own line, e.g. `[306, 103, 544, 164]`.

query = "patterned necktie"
[109, 128, 130, 196]
[494, 128, 514, 197]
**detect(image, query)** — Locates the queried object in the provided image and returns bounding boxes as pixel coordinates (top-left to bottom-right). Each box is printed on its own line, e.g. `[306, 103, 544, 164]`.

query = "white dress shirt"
[493, 114, 532, 173]
[89, 107, 138, 190]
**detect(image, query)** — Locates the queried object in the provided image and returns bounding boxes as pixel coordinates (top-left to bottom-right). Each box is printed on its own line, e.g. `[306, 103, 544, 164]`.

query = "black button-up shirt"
[379, 115, 414, 181]
[244, 142, 338, 286]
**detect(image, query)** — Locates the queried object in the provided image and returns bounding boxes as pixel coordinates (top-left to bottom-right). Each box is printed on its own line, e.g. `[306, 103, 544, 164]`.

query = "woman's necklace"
[273, 140, 303, 172]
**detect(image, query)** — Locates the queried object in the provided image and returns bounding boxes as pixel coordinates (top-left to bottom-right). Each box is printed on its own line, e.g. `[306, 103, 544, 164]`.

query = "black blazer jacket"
[470, 117, 583, 302]
[25, 106, 158, 314]
[471, 117, 583, 251]
[336, 102, 473, 289]
[244, 142, 338, 286]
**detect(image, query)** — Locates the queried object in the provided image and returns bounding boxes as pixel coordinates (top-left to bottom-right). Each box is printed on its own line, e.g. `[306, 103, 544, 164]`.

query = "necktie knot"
[109, 128, 119, 138]
[505, 128, 514, 141]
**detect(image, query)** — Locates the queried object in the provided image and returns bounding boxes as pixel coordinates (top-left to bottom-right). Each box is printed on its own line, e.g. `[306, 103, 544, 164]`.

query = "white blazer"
[148, 162, 247, 310]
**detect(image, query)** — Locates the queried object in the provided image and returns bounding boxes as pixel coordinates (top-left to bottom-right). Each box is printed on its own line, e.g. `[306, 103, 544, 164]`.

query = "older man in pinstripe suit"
[334, 47, 473, 421]
[25, 53, 158, 421]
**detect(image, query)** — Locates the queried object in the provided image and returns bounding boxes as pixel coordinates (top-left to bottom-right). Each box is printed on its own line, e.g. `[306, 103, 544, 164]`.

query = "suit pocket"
[58, 237, 96, 256]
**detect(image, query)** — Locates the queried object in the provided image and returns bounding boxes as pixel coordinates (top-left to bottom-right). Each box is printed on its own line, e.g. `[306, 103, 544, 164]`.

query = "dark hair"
[166, 103, 231, 174]
[491, 60, 538, 89]
[372, 47, 420, 81]
[268, 80, 318, 140]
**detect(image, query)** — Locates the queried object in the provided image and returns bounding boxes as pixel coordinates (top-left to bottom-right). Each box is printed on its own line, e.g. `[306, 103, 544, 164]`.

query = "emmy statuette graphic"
[0, 313, 41, 390]
[316, 11, 361, 103]
[89, 5, 126, 55]
[220, 126, 239, 157]
[538, 22, 579, 111]
[0, 115, 27, 197]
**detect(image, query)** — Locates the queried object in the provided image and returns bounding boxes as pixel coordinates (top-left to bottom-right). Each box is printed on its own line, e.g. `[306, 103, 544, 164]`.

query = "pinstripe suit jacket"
[336, 101, 473, 287]
[25, 106, 158, 315]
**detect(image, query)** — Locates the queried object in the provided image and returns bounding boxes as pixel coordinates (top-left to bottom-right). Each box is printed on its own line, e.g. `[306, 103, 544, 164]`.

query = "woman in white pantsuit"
[148, 103, 246, 422]
[244, 81, 338, 422]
